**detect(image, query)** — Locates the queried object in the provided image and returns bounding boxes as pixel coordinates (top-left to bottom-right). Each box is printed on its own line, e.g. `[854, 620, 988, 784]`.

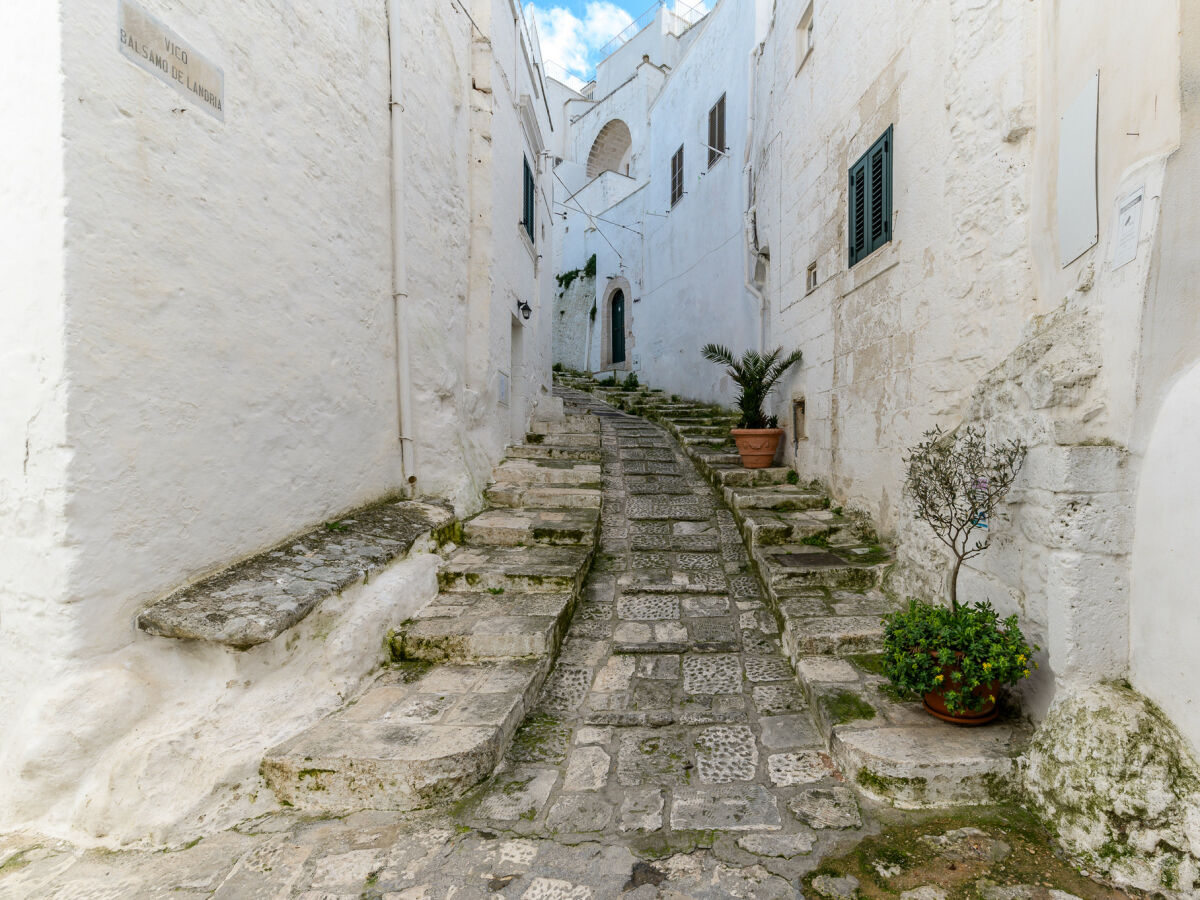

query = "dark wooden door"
[611, 290, 625, 365]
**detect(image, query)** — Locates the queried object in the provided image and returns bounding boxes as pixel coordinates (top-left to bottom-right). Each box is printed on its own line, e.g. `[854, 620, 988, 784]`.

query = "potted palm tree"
[701, 344, 802, 468]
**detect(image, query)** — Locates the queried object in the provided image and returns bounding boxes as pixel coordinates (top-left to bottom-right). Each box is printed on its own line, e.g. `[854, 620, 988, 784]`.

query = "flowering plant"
[881, 599, 1037, 714]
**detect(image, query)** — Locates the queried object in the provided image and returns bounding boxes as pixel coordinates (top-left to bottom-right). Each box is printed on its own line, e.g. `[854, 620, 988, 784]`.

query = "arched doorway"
[610, 290, 625, 365]
[586, 119, 633, 179]
[600, 277, 632, 372]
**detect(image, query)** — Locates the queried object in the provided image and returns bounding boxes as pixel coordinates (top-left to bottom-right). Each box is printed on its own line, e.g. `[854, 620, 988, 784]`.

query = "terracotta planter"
[731, 428, 784, 468]
[923, 657, 1000, 726]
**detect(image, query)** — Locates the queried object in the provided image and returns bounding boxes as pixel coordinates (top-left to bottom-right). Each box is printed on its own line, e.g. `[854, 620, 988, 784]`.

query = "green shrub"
[786, 470, 799, 485]
[621, 372, 640, 391]
[882, 600, 1037, 714]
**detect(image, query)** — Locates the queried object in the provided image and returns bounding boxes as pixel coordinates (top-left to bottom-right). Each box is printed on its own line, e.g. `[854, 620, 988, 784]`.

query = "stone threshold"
[136, 498, 456, 650]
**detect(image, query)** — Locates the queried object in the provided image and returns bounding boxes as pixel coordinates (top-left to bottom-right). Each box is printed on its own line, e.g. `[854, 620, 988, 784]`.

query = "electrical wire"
[552, 168, 625, 264]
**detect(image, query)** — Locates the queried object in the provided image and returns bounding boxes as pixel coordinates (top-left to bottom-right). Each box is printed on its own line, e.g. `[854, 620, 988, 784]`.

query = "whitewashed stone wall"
[0, 0, 558, 845]
[551, 0, 761, 404]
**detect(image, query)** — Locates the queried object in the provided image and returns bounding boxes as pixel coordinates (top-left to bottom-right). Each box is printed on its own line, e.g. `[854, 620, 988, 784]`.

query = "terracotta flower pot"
[731, 428, 784, 469]
[923, 656, 1000, 726]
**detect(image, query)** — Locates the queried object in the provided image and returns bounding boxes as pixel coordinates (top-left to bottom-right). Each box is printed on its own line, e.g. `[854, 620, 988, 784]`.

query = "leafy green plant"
[786, 469, 800, 485]
[584, 253, 597, 278]
[905, 425, 1027, 612]
[882, 600, 1037, 714]
[700, 344, 802, 429]
[621, 372, 639, 391]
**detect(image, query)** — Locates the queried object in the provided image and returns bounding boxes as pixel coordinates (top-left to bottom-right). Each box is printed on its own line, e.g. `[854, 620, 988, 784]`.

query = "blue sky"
[524, 0, 709, 89]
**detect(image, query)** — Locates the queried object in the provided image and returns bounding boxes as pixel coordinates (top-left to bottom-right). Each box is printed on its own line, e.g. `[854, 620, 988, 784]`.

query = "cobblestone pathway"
[452, 411, 867, 882]
[0, 398, 1126, 899]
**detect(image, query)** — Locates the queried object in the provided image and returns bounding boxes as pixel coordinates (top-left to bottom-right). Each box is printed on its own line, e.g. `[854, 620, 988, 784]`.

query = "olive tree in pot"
[701, 344, 802, 468]
[882, 425, 1038, 725]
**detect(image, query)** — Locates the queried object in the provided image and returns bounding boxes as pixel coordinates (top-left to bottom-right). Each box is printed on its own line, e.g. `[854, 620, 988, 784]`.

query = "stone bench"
[136, 499, 455, 649]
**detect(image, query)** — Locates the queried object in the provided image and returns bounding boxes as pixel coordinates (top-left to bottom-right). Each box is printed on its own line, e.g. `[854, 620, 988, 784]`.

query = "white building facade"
[1, 0, 560, 845]
[551, 0, 1200, 889]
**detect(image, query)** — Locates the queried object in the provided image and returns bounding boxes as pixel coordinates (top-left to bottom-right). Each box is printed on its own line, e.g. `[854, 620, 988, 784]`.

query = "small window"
[707, 94, 726, 168]
[670, 145, 685, 206]
[848, 126, 893, 267]
[522, 156, 535, 243]
[806, 261, 818, 293]
[797, 2, 814, 69]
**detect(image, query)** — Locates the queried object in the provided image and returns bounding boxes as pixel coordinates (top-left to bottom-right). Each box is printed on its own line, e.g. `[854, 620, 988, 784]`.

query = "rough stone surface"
[137, 499, 454, 648]
[788, 787, 862, 829]
[1024, 682, 1200, 894]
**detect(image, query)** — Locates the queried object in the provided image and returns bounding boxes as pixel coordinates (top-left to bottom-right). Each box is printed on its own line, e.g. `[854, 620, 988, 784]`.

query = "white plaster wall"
[0, 2, 73, 820]
[750, 0, 1038, 527]
[1, 0, 561, 845]
[390, 0, 557, 507]
[56, 0, 402, 647]
[1129, 0, 1200, 753]
[638, 0, 759, 403]
[1130, 364, 1200, 754]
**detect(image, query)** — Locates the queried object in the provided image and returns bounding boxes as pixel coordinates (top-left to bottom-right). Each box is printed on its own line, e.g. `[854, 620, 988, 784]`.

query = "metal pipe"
[386, 0, 417, 493]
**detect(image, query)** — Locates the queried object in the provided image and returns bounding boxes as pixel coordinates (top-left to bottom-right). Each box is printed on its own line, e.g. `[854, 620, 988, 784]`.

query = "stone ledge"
[137, 498, 455, 650]
[261, 658, 546, 813]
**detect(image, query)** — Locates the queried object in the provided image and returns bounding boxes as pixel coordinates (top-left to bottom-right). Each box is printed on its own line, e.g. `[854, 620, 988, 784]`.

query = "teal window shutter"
[848, 125, 892, 267]
[523, 156, 535, 243]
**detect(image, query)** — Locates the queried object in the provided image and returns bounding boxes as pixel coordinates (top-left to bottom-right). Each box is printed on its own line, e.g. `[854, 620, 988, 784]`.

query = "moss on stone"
[825, 690, 877, 724]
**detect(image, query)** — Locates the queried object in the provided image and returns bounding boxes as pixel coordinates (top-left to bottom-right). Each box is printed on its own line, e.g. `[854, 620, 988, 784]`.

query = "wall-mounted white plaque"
[1057, 72, 1099, 266]
[118, 0, 224, 121]
[1111, 185, 1144, 271]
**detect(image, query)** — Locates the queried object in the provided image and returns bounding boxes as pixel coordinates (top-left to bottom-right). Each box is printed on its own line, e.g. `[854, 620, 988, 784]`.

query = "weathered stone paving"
[0, 382, 1130, 899]
[452, 396, 869, 883]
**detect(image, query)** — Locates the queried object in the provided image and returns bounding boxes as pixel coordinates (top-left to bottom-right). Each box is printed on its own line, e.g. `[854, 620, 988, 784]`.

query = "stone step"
[484, 483, 602, 510]
[490, 459, 601, 488]
[725, 485, 828, 513]
[756, 544, 882, 594]
[438, 544, 593, 594]
[524, 432, 602, 450]
[396, 591, 575, 661]
[462, 507, 600, 547]
[789, 653, 1029, 809]
[261, 658, 546, 814]
[674, 424, 731, 437]
[708, 466, 794, 488]
[739, 510, 848, 546]
[528, 417, 600, 436]
[505, 443, 602, 463]
[680, 434, 733, 449]
[136, 499, 456, 649]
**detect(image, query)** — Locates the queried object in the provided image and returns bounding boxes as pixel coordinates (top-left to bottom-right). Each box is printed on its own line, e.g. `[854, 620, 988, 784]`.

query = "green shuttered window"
[848, 126, 892, 267]
[522, 156, 536, 244]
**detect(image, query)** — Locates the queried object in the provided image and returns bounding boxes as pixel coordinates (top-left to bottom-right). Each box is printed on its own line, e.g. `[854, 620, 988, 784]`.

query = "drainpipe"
[742, 45, 768, 352]
[386, 0, 417, 493]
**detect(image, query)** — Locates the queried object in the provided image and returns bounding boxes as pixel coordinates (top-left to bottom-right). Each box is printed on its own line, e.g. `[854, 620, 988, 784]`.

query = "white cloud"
[526, 1, 635, 90]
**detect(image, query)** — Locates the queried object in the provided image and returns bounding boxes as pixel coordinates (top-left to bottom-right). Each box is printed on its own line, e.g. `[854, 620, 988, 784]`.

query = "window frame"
[670, 145, 685, 207]
[707, 94, 727, 169]
[796, 1, 815, 72]
[847, 126, 893, 267]
[522, 155, 536, 244]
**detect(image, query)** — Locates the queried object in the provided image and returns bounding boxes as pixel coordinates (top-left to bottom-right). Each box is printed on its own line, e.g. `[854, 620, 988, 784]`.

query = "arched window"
[586, 119, 633, 179]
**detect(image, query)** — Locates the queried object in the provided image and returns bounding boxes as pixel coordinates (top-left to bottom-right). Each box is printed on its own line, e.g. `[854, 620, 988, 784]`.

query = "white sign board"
[1057, 73, 1099, 266]
[1111, 185, 1144, 270]
[118, 0, 224, 121]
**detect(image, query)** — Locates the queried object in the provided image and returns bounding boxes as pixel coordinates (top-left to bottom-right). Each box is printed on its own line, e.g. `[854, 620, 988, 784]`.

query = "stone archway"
[586, 120, 633, 179]
[600, 277, 632, 372]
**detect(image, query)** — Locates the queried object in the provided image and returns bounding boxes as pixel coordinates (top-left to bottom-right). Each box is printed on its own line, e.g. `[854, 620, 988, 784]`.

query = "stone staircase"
[260, 410, 601, 814]
[556, 371, 1029, 809]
